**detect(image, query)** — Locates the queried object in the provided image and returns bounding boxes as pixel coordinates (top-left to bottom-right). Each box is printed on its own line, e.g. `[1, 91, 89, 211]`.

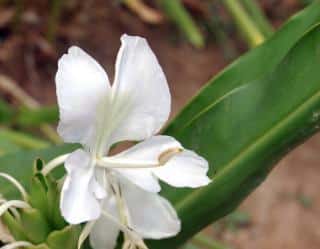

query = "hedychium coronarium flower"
[43, 34, 211, 249]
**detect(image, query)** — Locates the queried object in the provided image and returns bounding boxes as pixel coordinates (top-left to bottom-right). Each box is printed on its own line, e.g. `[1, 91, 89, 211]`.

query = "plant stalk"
[123, 0, 164, 24]
[241, 0, 274, 37]
[158, 0, 205, 48]
[222, 0, 265, 47]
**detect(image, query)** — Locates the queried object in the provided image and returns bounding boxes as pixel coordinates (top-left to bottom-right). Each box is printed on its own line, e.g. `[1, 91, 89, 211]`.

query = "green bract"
[1, 159, 81, 249]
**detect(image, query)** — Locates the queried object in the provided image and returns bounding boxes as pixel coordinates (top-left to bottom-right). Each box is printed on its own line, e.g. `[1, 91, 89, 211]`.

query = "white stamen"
[101, 210, 131, 236]
[78, 221, 96, 249]
[97, 147, 182, 169]
[0, 199, 20, 220]
[42, 154, 70, 176]
[97, 158, 159, 169]
[0, 173, 28, 201]
[0, 241, 33, 249]
[0, 200, 31, 217]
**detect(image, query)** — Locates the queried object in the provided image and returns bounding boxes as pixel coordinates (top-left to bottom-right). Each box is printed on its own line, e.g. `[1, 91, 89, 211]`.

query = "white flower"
[54, 34, 211, 249]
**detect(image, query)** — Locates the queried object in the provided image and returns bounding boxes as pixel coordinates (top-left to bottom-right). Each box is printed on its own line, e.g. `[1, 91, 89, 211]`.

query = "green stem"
[158, 0, 205, 48]
[0, 128, 50, 149]
[222, 0, 265, 47]
[192, 233, 231, 249]
[241, 0, 274, 37]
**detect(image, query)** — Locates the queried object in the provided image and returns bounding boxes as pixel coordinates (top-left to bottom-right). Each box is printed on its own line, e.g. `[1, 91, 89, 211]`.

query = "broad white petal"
[90, 198, 120, 249]
[112, 135, 181, 162]
[114, 168, 160, 193]
[112, 136, 211, 188]
[112, 136, 180, 192]
[60, 149, 106, 224]
[56, 46, 111, 149]
[153, 150, 211, 188]
[109, 34, 171, 145]
[120, 177, 180, 239]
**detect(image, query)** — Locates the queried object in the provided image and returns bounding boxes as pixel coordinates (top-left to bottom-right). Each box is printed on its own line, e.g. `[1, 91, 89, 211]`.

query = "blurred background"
[0, 0, 319, 249]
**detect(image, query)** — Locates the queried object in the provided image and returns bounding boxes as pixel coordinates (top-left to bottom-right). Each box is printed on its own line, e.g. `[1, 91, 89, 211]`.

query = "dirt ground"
[0, 0, 319, 248]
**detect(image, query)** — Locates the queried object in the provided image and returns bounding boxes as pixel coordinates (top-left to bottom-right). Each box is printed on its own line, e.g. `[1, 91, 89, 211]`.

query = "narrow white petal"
[153, 150, 211, 188]
[90, 198, 120, 249]
[56, 46, 111, 149]
[60, 149, 106, 224]
[120, 177, 181, 239]
[109, 34, 171, 145]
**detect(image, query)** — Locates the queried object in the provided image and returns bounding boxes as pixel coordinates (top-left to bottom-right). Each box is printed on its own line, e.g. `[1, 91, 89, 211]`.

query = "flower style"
[53, 34, 211, 249]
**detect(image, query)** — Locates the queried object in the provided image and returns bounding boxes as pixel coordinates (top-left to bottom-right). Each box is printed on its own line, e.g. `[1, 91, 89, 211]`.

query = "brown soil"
[0, 0, 318, 248]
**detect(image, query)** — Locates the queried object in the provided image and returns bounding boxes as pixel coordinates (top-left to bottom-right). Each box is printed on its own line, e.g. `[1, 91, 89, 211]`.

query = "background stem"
[222, 0, 265, 47]
[158, 0, 205, 48]
[241, 0, 274, 37]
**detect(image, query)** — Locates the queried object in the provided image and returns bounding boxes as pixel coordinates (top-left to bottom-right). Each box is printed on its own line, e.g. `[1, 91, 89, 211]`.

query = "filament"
[42, 154, 70, 176]
[0, 173, 28, 201]
[78, 221, 96, 249]
[0, 241, 33, 249]
[0, 200, 30, 217]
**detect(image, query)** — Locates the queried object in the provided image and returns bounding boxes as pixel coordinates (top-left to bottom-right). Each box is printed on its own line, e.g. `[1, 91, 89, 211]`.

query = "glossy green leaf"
[148, 3, 320, 248]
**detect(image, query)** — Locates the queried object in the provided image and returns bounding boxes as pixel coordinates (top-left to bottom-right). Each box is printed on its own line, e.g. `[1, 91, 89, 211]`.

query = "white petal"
[112, 136, 180, 192]
[114, 168, 160, 193]
[90, 198, 120, 249]
[112, 136, 211, 188]
[109, 34, 171, 145]
[60, 149, 105, 224]
[152, 150, 211, 188]
[112, 135, 182, 162]
[120, 177, 180, 239]
[56, 46, 111, 149]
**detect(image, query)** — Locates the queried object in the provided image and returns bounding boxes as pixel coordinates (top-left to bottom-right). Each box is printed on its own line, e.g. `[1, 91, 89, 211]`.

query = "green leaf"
[148, 3, 320, 248]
